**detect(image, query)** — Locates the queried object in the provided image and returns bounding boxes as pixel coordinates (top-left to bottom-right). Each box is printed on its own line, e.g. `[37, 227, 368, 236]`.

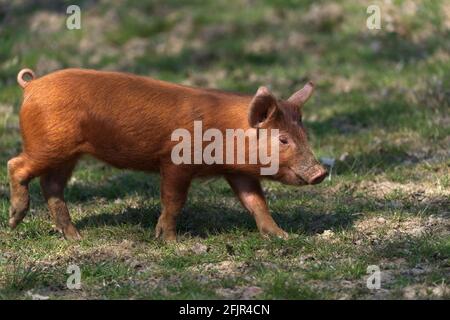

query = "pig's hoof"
[8, 207, 26, 229]
[277, 230, 289, 240]
[63, 224, 82, 241]
[155, 224, 177, 242]
[260, 226, 289, 240]
[8, 217, 18, 229]
[155, 231, 177, 242]
[164, 234, 177, 242]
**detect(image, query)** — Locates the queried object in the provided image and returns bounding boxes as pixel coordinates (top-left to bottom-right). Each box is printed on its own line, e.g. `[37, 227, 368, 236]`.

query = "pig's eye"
[279, 136, 289, 145]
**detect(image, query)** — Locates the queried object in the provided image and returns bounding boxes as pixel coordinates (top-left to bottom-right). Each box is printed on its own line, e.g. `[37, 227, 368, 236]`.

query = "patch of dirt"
[215, 285, 263, 299]
[182, 69, 228, 88]
[306, 278, 362, 299]
[359, 179, 450, 200]
[26, 290, 49, 300]
[71, 239, 136, 261]
[316, 229, 339, 243]
[403, 283, 450, 299]
[30, 239, 153, 271]
[175, 242, 210, 255]
[0, 103, 13, 114]
[189, 260, 249, 279]
[330, 75, 362, 94]
[29, 11, 64, 34]
[442, 1, 450, 31]
[355, 215, 449, 240]
[244, 31, 309, 54]
[380, 257, 408, 270]
[307, 258, 447, 299]
[24, 287, 91, 300]
[303, 2, 344, 31]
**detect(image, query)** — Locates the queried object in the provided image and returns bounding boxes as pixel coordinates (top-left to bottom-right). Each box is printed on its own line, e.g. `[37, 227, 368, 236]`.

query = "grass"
[0, 0, 449, 299]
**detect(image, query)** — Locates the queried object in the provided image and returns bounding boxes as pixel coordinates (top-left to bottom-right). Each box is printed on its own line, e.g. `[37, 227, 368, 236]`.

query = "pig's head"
[248, 82, 327, 185]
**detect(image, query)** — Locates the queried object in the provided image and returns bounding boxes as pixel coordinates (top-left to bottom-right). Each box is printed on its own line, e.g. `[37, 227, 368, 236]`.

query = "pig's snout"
[305, 165, 328, 185]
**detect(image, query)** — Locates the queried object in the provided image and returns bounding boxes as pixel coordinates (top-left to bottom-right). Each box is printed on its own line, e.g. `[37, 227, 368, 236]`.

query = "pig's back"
[21, 69, 251, 171]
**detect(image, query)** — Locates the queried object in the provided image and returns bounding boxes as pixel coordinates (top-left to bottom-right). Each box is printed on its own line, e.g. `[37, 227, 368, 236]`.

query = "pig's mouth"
[276, 167, 308, 185]
[294, 172, 309, 185]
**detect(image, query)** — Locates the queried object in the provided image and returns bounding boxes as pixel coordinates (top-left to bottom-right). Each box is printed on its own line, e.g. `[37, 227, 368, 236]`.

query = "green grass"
[0, 0, 449, 299]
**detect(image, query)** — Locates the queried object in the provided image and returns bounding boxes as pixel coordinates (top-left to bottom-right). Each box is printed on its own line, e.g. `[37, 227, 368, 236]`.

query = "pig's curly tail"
[17, 68, 36, 89]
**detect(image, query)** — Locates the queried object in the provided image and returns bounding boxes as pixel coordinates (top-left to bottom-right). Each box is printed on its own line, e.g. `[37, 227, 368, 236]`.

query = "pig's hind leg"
[7, 154, 37, 228]
[226, 174, 288, 239]
[39, 159, 81, 240]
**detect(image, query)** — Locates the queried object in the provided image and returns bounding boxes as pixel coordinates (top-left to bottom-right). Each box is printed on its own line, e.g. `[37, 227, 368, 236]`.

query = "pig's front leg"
[155, 164, 192, 242]
[226, 174, 288, 239]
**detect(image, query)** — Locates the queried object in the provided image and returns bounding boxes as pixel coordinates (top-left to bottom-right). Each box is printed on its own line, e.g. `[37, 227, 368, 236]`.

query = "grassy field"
[0, 0, 449, 299]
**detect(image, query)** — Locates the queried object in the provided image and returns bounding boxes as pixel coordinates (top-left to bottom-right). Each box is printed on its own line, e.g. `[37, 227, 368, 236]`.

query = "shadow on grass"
[308, 94, 428, 138]
[333, 146, 413, 175]
[73, 202, 359, 238]
[358, 32, 444, 64]
[70, 174, 359, 238]
[65, 172, 161, 202]
[27, 168, 447, 239]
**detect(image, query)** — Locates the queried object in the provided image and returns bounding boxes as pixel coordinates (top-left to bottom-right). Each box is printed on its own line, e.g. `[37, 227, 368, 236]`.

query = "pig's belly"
[88, 147, 162, 172]
[82, 131, 164, 172]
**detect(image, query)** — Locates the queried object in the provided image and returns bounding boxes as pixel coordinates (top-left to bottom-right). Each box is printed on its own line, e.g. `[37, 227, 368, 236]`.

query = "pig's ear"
[248, 86, 279, 128]
[287, 81, 315, 107]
